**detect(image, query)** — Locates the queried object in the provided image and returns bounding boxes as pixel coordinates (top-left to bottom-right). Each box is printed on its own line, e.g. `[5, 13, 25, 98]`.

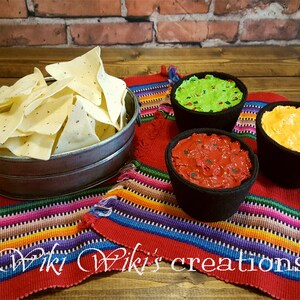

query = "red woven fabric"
[83, 90, 300, 300]
[1, 63, 299, 300]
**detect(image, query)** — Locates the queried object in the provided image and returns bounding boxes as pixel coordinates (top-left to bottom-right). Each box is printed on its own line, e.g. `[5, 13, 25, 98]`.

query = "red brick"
[208, 21, 239, 42]
[126, 0, 211, 16]
[32, 0, 121, 17]
[281, 0, 300, 14]
[159, 0, 211, 14]
[0, 24, 66, 46]
[157, 21, 208, 43]
[215, 0, 300, 15]
[0, 0, 27, 18]
[70, 22, 153, 45]
[126, 0, 159, 16]
[241, 19, 300, 41]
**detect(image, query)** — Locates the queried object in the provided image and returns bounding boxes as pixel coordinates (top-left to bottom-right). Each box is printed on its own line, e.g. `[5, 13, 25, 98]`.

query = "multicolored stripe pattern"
[85, 160, 300, 280]
[233, 100, 266, 140]
[0, 70, 299, 300]
[83, 155, 300, 300]
[82, 90, 300, 300]
[0, 184, 156, 299]
[124, 72, 171, 122]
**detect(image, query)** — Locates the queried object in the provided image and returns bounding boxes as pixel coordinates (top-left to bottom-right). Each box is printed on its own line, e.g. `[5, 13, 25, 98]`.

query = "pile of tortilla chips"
[0, 47, 128, 160]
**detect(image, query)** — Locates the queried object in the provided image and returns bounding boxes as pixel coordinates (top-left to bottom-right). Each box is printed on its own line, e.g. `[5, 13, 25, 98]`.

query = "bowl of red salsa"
[170, 72, 248, 132]
[165, 128, 259, 222]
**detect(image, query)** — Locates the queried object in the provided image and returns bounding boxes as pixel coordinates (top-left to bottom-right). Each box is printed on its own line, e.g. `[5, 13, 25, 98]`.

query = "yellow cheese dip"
[261, 105, 300, 152]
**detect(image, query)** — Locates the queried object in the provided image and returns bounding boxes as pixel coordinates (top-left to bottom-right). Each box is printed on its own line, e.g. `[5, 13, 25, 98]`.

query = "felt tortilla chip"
[0, 68, 46, 113]
[92, 121, 115, 140]
[0, 78, 73, 144]
[23, 77, 73, 116]
[0, 98, 14, 112]
[99, 123, 116, 140]
[45, 47, 102, 106]
[54, 98, 100, 154]
[0, 86, 10, 106]
[1, 133, 57, 161]
[10, 129, 31, 138]
[76, 95, 115, 128]
[0, 97, 26, 144]
[18, 93, 73, 135]
[0, 68, 45, 105]
[119, 89, 128, 129]
[97, 56, 126, 125]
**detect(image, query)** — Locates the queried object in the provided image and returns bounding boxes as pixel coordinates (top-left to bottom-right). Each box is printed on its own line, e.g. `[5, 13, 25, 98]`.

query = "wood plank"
[242, 77, 300, 101]
[0, 47, 299, 78]
[28, 262, 270, 299]
[0, 46, 299, 66]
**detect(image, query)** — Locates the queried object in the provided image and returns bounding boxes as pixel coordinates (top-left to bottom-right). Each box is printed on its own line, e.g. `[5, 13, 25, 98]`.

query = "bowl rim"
[165, 128, 259, 193]
[0, 88, 140, 162]
[170, 71, 248, 116]
[256, 101, 300, 157]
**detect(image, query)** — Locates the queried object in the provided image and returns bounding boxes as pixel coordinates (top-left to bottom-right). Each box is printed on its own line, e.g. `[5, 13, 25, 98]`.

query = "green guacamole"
[175, 74, 243, 113]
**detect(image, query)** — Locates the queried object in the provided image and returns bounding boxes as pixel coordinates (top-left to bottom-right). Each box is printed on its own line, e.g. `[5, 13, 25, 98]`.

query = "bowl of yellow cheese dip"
[170, 72, 248, 132]
[256, 101, 300, 188]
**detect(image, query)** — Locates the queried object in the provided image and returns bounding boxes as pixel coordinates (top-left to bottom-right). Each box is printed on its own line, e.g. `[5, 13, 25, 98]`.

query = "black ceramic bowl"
[256, 101, 300, 188]
[165, 128, 259, 222]
[170, 72, 248, 132]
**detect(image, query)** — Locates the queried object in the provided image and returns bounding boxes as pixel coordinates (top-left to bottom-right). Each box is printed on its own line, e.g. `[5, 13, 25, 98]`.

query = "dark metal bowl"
[0, 88, 140, 200]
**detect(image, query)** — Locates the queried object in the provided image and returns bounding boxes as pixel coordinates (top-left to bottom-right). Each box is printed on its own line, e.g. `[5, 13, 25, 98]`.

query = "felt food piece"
[87, 117, 116, 140]
[97, 56, 127, 125]
[0, 86, 9, 101]
[0, 68, 45, 105]
[0, 98, 26, 144]
[0, 86, 12, 111]
[118, 88, 128, 129]
[18, 94, 73, 135]
[0, 47, 129, 160]
[262, 105, 300, 152]
[54, 98, 100, 154]
[171, 133, 252, 189]
[175, 74, 243, 113]
[23, 77, 73, 116]
[99, 124, 116, 140]
[45, 47, 102, 106]
[0, 72, 73, 158]
[0, 68, 46, 113]
[1, 133, 57, 161]
[94, 121, 116, 140]
[0, 78, 73, 145]
[10, 129, 31, 138]
[76, 95, 115, 128]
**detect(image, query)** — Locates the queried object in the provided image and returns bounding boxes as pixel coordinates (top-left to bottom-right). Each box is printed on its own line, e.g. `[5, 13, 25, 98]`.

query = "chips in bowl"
[0, 47, 127, 160]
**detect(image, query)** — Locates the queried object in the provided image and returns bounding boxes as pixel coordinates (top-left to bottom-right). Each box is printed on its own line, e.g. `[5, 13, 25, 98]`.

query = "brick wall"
[0, 0, 299, 47]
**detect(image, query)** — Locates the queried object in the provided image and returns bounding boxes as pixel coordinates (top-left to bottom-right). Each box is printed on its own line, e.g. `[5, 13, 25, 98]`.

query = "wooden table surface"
[0, 46, 299, 300]
[0, 46, 299, 102]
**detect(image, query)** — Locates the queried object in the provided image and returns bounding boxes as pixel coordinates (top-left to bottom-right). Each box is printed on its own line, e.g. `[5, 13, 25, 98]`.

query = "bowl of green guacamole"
[170, 72, 248, 132]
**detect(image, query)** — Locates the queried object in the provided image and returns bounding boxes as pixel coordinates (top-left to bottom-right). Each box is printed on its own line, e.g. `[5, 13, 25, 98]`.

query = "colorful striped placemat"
[1, 68, 299, 300]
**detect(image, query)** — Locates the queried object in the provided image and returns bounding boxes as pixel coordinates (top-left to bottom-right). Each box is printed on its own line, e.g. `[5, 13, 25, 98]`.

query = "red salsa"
[171, 133, 252, 188]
